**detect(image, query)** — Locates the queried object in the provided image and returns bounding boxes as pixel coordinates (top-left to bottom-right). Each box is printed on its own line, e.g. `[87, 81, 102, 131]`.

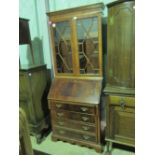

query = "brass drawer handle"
[57, 113, 64, 117]
[58, 121, 64, 126]
[56, 104, 62, 108]
[83, 135, 90, 140]
[28, 73, 32, 77]
[59, 130, 65, 134]
[81, 107, 88, 112]
[82, 126, 90, 131]
[82, 116, 89, 122]
[120, 98, 125, 110]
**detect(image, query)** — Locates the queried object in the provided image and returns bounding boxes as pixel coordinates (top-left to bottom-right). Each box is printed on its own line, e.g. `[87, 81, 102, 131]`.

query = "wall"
[32, 0, 53, 70]
[19, 0, 52, 71]
[19, 0, 42, 66]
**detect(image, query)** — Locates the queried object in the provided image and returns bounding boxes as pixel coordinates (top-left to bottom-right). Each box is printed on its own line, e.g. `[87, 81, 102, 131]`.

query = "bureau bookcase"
[47, 3, 104, 152]
[104, 0, 135, 153]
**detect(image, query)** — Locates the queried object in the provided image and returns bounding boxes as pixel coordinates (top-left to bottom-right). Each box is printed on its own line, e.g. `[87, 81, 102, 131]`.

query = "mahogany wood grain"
[104, 0, 135, 151]
[51, 102, 96, 114]
[48, 78, 102, 104]
[106, 0, 135, 91]
[47, 3, 104, 152]
[48, 79, 103, 152]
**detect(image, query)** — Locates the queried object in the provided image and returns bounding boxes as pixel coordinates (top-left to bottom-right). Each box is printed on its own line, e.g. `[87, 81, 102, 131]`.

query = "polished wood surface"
[48, 78, 102, 152]
[48, 78, 102, 104]
[49, 101, 102, 152]
[104, 86, 135, 95]
[108, 95, 135, 107]
[105, 0, 135, 93]
[105, 95, 135, 146]
[54, 127, 96, 142]
[47, 3, 104, 152]
[51, 102, 96, 114]
[54, 119, 96, 133]
[53, 110, 96, 123]
[47, 3, 104, 21]
[104, 0, 135, 152]
[19, 64, 50, 143]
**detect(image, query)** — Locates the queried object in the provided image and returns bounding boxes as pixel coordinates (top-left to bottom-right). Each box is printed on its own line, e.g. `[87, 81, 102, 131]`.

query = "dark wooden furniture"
[104, 0, 135, 153]
[19, 108, 34, 155]
[19, 18, 34, 64]
[19, 108, 51, 155]
[19, 64, 50, 143]
[47, 3, 104, 152]
[48, 79, 102, 152]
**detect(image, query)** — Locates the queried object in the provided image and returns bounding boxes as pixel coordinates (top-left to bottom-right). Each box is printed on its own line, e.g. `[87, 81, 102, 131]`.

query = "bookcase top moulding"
[47, 3, 104, 17]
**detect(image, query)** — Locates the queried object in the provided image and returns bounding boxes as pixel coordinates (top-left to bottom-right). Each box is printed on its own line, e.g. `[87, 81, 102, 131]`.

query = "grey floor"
[31, 133, 135, 155]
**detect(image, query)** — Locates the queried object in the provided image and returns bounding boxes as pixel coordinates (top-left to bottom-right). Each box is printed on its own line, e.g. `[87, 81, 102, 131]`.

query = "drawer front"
[52, 110, 95, 124]
[51, 102, 96, 115]
[54, 127, 96, 142]
[109, 95, 135, 108]
[54, 119, 96, 133]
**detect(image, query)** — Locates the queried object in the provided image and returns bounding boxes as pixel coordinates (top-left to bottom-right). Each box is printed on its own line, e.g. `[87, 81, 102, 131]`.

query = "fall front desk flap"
[48, 78, 102, 105]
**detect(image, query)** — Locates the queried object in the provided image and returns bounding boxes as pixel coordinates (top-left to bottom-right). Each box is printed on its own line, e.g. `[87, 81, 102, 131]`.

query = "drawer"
[54, 119, 96, 133]
[54, 127, 96, 142]
[51, 102, 95, 115]
[52, 110, 95, 124]
[109, 95, 135, 108]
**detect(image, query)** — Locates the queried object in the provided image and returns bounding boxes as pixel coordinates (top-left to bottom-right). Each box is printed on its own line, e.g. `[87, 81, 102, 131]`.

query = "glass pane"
[77, 17, 99, 74]
[53, 21, 73, 73]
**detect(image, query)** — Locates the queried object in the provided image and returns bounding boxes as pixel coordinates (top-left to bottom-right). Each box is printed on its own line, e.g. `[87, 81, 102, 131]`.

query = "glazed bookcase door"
[76, 16, 100, 75]
[52, 21, 73, 74]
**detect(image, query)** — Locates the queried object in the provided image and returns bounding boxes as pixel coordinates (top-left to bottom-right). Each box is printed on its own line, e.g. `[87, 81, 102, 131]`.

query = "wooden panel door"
[19, 72, 37, 124]
[109, 105, 135, 146]
[29, 69, 47, 122]
[107, 1, 135, 89]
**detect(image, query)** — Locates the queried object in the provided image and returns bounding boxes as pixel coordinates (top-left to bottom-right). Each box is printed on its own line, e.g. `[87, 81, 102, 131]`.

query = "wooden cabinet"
[47, 3, 104, 152]
[104, 0, 135, 152]
[47, 3, 104, 79]
[106, 96, 135, 146]
[19, 64, 50, 143]
[105, 0, 135, 93]
[48, 78, 103, 152]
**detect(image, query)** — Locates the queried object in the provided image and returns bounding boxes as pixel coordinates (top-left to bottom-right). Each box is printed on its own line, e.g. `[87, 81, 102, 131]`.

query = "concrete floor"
[31, 133, 135, 155]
